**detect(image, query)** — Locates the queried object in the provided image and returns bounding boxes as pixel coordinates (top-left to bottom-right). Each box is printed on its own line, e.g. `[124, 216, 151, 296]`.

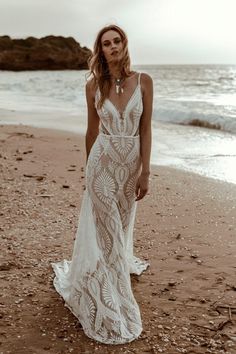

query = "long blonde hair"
[88, 25, 131, 108]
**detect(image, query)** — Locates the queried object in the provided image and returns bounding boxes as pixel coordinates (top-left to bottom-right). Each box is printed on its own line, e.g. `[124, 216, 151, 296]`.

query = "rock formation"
[0, 35, 92, 70]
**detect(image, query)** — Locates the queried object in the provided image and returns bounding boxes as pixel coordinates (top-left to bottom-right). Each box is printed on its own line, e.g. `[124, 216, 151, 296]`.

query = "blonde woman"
[51, 24, 153, 345]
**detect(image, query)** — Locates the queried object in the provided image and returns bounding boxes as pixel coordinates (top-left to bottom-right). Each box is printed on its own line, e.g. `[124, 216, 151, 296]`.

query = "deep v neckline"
[107, 82, 140, 117]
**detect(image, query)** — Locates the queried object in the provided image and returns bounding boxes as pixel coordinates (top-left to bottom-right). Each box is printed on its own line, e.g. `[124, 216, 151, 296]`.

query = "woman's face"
[101, 30, 124, 64]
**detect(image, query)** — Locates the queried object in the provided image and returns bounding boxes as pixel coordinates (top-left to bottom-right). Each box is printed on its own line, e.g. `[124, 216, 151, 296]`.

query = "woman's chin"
[107, 56, 122, 65]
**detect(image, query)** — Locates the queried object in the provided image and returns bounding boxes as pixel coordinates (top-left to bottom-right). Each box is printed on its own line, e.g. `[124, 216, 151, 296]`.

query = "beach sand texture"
[0, 124, 236, 354]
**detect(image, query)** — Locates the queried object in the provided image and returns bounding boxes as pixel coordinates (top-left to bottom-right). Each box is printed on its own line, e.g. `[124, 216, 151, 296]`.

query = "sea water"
[0, 65, 236, 184]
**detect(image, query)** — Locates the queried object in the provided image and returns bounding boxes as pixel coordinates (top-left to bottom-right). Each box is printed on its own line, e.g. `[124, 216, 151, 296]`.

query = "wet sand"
[0, 124, 236, 354]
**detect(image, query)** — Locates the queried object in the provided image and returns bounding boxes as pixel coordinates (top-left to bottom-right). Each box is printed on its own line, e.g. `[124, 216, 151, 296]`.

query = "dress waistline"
[99, 133, 140, 139]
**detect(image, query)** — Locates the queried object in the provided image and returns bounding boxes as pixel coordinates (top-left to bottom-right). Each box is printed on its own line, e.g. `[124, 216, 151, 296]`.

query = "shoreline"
[1, 123, 236, 353]
[1, 120, 236, 186]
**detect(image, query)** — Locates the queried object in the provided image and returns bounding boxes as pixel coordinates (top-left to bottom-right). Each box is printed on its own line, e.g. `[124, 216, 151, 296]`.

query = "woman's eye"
[114, 39, 121, 44]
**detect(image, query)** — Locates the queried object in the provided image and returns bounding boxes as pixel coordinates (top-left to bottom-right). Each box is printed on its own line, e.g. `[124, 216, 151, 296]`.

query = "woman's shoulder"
[138, 72, 153, 96]
[139, 72, 153, 84]
[86, 76, 97, 89]
[86, 77, 98, 98]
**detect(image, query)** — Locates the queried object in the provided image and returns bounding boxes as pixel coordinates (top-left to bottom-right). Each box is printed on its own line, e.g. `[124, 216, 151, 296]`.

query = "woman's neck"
[108, 63, 124, 80]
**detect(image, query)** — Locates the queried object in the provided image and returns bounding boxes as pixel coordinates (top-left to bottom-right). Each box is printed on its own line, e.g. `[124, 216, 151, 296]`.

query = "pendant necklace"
[114, 78, 124, 94]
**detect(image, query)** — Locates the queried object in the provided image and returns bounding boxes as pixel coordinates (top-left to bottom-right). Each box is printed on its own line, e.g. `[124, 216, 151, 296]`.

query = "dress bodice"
[95, 73, 143, 137]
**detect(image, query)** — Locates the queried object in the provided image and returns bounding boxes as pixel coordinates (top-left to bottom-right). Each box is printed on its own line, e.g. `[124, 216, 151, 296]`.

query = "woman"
[51, 24, 153, 345]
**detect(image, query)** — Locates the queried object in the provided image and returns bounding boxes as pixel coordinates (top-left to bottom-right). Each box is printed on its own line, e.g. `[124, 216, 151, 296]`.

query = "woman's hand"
[135, 173, 150, 201]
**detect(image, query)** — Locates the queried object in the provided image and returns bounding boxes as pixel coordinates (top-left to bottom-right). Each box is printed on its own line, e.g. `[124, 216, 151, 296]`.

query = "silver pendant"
[115, 79, 124, 94]
[115, 85, 124, 94]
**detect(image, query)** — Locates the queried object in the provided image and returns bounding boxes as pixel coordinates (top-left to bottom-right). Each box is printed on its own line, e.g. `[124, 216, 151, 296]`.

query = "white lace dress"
[51, 72, 149, 344]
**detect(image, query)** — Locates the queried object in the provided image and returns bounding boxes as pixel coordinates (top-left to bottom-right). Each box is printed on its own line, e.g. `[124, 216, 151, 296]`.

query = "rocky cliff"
[0, 35, 92, 70]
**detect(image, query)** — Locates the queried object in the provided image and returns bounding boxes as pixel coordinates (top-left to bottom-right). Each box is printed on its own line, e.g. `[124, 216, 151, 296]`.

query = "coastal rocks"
[0, 35, 91, 71]
[187, 118, 221, 130]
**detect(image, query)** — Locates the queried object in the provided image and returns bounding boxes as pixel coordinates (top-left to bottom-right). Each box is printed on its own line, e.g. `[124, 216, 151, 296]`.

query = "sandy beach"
[0, 123, 236, 354]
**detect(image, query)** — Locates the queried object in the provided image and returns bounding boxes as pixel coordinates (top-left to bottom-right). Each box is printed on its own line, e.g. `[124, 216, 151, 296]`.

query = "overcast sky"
[1, 0, 236, 65]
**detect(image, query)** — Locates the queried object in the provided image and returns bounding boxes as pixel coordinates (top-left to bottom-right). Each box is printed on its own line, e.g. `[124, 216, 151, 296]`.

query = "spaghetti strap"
[138, 72, 142, 85]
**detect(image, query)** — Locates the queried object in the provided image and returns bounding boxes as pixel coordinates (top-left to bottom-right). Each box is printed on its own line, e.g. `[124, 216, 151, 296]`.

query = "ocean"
[0, 65, 236, 184]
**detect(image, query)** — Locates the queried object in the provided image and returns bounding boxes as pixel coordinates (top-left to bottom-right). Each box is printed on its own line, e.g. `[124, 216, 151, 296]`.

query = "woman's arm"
[135, 73, 153, 201]
[85, 80, 100, 163]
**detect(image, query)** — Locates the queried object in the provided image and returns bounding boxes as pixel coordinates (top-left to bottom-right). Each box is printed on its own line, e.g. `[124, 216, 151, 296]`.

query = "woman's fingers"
[135, 187, 148, 201]
[135, 176, 149, 201]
